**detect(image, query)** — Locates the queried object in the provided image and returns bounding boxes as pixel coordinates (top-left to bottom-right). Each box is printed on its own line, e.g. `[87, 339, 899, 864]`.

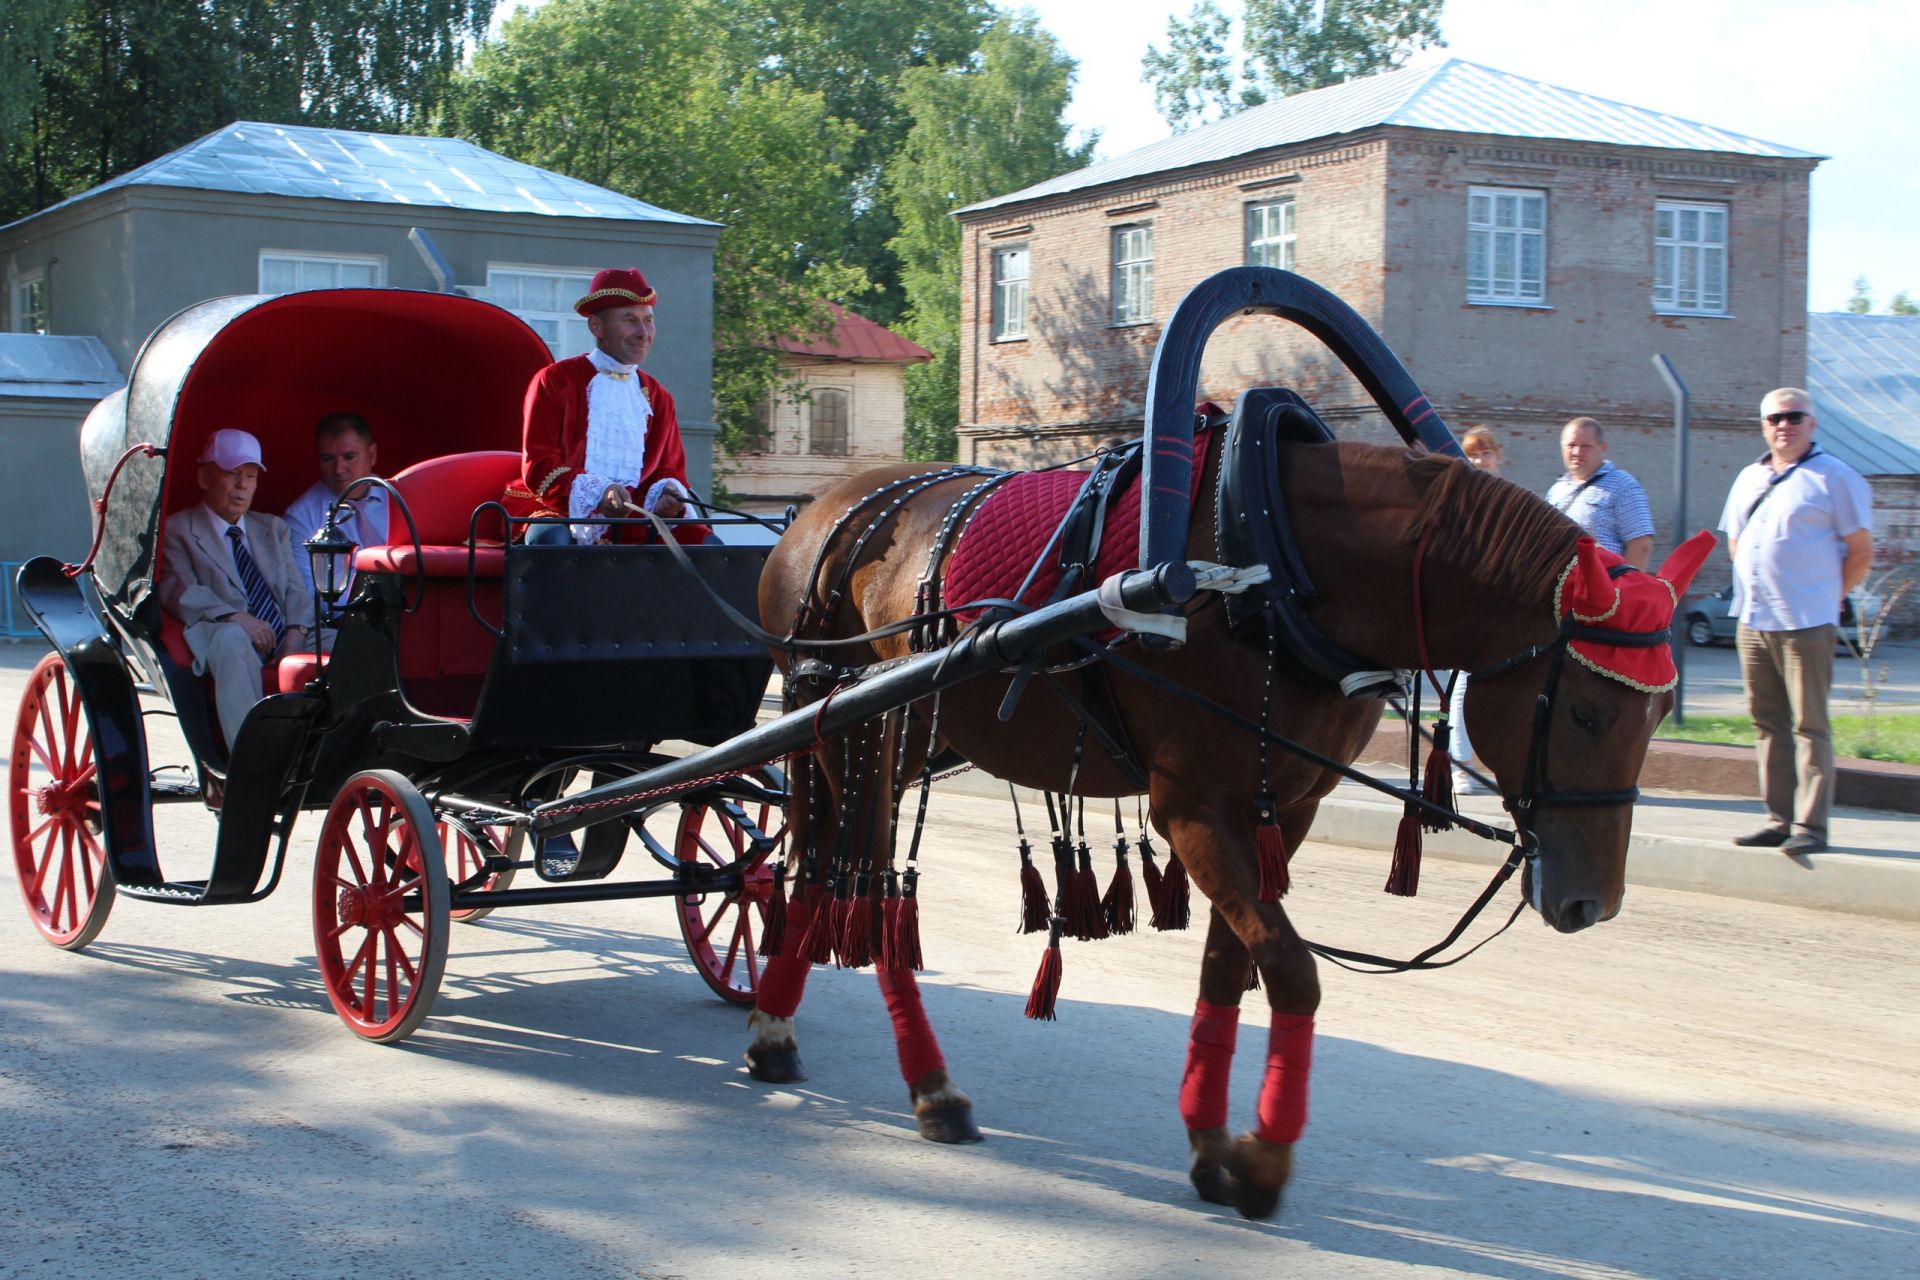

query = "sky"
[489, 0, 1918, 312]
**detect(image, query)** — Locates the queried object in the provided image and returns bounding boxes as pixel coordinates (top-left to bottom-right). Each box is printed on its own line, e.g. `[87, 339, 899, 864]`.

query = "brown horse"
[745, 435, 1710, 1219]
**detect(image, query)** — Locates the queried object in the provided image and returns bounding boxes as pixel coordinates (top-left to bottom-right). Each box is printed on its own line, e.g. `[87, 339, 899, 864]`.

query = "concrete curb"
[1306, 791, 1920, 924]
[935, 768, 1920, 924]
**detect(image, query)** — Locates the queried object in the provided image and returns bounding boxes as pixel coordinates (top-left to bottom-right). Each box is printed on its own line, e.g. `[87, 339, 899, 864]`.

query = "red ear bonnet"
[1553, 531, 1719, 693]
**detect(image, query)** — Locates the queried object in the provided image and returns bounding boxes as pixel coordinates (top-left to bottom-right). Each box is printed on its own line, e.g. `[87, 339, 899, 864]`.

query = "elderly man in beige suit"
[158, 429, 317, 748]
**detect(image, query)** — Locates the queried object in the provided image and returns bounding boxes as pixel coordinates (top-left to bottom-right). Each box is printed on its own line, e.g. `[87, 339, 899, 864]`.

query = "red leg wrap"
[1179, 999, 1240, 1131]
[1254, 1013, 1314, 1145]
[754, 895, 816, 1018]
[876, 967, 947, 1084]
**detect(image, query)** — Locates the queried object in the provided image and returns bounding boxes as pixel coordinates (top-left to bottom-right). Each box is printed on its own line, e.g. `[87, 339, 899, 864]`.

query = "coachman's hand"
[654, 490, 686, 519]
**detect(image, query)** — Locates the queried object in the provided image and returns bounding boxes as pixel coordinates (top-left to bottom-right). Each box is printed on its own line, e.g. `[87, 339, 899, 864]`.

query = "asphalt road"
[4, 770, 1916, 1279]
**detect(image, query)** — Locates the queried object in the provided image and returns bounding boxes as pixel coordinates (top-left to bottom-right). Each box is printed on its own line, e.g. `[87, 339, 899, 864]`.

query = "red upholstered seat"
[353, 544, 506, 577]
[158, 610, 327, 696]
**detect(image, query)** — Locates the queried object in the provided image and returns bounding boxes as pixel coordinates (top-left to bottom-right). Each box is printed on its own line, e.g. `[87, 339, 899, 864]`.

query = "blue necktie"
[227, 524, 286, 642]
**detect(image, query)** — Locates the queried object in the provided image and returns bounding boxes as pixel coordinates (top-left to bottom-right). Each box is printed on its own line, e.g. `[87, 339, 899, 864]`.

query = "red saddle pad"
[945, 432, 1212, 625]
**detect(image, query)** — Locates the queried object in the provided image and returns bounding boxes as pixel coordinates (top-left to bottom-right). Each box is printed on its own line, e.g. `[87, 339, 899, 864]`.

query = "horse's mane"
[1397, 449, 1582, 606]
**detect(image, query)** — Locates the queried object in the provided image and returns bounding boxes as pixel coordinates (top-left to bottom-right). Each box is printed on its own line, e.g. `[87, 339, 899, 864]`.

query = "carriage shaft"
[527, 563, 1197, 838]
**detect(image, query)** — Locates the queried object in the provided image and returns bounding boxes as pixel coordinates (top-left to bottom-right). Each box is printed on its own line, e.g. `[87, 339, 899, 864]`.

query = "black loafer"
[1732, 827, 1790, 847]
[1780, 833, 1828, 854]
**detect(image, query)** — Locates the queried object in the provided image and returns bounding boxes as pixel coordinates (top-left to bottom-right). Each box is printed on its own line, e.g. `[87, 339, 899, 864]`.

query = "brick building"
[954, 60, 1824, 572]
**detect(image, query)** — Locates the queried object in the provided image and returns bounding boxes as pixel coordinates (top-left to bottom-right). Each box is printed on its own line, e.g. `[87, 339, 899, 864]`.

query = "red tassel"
[890, 869, 924, 972]
[1024, 918, 1064, 1021]
[1102, 844, 1135, 935]
[830, 890, 858, 967]
[1065, 843, 1109, 941]
[1140, 839, 1166, 920]
[1386, 810, 1423, 896]
[758, 862, 788, 958]
[840, 895, 873, 969]
[1256, 823, 1290, 903]
[1421, 721, 1455, 833]
[801, 881, 837, 965]
[1017, 840, 1051, 934]
[1252, 791, 1289, 903]
[1157, 851, 1192, 931]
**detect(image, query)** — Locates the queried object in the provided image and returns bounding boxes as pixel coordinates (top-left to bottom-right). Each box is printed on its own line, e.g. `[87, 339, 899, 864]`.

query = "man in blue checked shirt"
[1546, 417, 1655, 568]
[159, 429, 317, 749]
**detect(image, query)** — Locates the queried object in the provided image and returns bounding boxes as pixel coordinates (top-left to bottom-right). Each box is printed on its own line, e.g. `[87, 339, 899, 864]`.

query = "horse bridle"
[1468, 563, 1672, 830]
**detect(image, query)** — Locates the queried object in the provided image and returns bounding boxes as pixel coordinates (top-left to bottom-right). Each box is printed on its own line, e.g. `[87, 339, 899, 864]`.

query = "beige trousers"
[1736, 624, 1835, 841]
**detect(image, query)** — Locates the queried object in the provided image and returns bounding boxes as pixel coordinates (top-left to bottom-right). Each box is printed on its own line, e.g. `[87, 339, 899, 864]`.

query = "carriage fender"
[15, 557, 164, 888]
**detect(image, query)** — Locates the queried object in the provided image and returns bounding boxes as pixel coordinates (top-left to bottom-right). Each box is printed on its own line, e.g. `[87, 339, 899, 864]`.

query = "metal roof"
[1806, 312, 1920, 477]
[0, 334, 123, 399]
[960, 59, 1821, 215]
[776, 303, 931, 363]
[4, 121, 718, 231]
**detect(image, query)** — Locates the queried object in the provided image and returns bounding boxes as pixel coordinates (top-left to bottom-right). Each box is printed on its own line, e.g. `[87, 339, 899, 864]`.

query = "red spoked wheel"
[9, 653, 114, 949]
[441, 817, 518, 924]
[673, 772, 787, 1005]
[312, 770, 448, 1043]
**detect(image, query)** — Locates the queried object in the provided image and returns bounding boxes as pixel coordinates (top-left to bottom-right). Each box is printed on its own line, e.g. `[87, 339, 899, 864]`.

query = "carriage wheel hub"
[336, 886, 369, 928]
[35, 780, 82, 818]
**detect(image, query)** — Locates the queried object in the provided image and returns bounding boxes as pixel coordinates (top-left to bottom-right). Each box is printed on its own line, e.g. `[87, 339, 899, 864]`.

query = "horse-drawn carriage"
[11, 270, 1711, 1220]
[9, 286, 791, 1039]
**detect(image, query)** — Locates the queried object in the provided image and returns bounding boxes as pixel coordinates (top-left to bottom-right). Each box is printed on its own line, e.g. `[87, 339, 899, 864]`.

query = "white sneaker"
[1452, 771, 1487, 796]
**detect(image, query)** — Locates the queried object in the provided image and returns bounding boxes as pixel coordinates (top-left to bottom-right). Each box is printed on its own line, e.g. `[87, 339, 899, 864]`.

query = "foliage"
[1839, 572, 1912, 755]
[451, 0, 873, 453]
[1845, 275, 1873, 314]
[0, 0, 495, 221]
[1889, 291, 1918, 317]
[885, 15, 1092, 461]
[1140, 1, 1238, 133]
[1143, 0, 1446, 129]
[1661, 713, 1920, 765]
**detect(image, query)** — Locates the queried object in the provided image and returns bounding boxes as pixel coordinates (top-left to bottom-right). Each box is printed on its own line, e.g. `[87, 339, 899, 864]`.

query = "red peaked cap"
[1555, 530, 1717, 692]
[574, 267, 657, 317]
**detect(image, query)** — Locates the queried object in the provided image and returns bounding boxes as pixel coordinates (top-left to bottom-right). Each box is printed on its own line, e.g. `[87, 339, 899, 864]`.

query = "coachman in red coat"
[502, 267, 712, 545]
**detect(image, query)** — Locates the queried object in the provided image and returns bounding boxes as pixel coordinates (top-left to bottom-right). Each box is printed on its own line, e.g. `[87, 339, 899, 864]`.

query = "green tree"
[1845, 275, 1873, 314]
[449, 0, 867, 450]
[1140, 1, 1238, 133]
[1143, 0, 1447, 128]
[0, 0, 495, 221]
[1889, 291, 1918, 317]
[885, 15, 1093, 460]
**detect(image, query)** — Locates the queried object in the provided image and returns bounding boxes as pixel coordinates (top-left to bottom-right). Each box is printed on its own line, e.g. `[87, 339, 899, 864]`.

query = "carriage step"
[116, 879, 210, 903]
[149, 771, 203, 801]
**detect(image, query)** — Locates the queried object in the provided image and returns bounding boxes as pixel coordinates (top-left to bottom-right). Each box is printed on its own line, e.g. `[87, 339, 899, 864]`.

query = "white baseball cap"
[199, 428, 266, 471]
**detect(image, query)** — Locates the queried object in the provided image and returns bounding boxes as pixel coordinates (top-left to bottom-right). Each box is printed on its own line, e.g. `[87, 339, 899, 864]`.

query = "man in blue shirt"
[1719, 388, 1874, 855]
[1546, 417, 1655, 568]
[283, 411, 388, 598]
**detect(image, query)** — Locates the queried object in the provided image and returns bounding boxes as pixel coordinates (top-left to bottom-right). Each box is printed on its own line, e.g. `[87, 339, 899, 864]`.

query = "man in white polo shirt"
[1719, 388, 1874, 854]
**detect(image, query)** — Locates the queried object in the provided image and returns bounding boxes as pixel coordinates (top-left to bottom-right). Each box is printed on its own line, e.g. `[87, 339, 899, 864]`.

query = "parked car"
[1681, 586, 1871, 647]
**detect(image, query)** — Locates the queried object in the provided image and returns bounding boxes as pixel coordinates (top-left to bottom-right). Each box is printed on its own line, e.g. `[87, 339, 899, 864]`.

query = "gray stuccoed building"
[0, 120, 721, 573]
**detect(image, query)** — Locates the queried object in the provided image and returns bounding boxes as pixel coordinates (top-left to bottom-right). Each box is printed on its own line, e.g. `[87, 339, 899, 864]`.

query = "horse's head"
[1467, 531, 1715, 933]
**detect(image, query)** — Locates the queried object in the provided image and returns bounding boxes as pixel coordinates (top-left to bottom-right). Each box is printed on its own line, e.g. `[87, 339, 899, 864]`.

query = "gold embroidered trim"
[534, 465, 571, 497]
[1550, 555, 1621, 624]
[575, 286, 655, 309]
[1566, 643, 1677, 694]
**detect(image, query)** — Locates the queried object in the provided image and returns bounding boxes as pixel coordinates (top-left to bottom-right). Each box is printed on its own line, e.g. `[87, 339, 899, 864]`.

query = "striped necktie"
[227, 524, 286, 642]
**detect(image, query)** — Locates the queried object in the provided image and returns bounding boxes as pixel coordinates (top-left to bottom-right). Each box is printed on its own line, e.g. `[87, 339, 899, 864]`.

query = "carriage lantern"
[304, 512, 356, 613]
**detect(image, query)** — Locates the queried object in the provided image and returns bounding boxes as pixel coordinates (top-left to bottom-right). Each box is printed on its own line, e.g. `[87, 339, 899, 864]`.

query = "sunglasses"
[1765, 411, 1808, 426]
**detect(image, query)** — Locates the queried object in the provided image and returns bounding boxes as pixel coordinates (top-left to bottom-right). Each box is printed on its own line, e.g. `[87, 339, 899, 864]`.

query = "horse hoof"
[1189, 1161, 1233, 1206]
[916, 1103, 983, 1144]
[745, 1045, 807, 1084]
[1223, 1136, 1294, 1221]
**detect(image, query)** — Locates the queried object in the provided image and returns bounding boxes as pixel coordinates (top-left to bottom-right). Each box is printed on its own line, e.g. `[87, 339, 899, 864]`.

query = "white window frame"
[1111, 224, 1154, 326]
[991, 246, 1030, 341]
[1653, 200, 1729, 315]
[809, 387, 851, 457]
[1246, 199, 1296, 271]
[11, 272, 46, 334]
[482, 265, 596, 359]
[1466, 187, 1547, 306]
[258, 251, 386, 295]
